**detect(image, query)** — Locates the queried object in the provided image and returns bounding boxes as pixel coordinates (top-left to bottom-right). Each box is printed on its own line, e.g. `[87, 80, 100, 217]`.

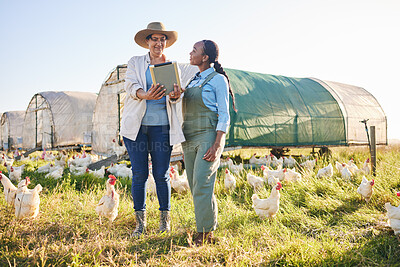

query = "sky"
[1, 0, 399, 139]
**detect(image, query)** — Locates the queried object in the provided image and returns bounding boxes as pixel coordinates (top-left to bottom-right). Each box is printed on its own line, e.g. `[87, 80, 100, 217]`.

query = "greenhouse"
[225, 68, 387, 148]
[22, 91, 97, 150]
[1, 111, 25, 150]
[92, 63, 198, 156]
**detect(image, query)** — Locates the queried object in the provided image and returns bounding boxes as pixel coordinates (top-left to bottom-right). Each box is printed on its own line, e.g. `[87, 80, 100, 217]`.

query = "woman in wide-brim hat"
[134, 22, 178, 49]
[120, 22, 184, 238]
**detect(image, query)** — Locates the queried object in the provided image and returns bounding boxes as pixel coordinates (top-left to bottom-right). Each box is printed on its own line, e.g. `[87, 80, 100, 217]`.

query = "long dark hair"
[202, 40, 237, 112]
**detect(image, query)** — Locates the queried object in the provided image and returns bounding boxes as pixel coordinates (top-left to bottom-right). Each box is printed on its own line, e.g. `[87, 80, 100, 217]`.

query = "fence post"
[370, 126, 376, 176]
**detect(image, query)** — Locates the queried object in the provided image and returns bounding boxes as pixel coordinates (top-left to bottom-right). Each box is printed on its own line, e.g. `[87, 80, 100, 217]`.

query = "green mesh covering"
[226, 69, 347, 147]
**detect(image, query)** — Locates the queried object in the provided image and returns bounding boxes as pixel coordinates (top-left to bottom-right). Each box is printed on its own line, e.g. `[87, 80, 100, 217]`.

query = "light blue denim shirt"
[141, 67, 169, 126]
[187, 67, 230, 132]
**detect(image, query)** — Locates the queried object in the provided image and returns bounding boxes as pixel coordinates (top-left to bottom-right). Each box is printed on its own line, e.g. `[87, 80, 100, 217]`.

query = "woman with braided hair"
[180, 40, 236, 246]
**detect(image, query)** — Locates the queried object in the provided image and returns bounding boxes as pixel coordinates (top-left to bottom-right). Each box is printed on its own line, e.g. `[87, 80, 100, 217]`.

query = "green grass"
[1, 146, 400, 266]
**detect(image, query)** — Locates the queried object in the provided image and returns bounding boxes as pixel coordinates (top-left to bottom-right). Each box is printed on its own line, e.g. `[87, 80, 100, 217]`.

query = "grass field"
[1, 145, 400, 266]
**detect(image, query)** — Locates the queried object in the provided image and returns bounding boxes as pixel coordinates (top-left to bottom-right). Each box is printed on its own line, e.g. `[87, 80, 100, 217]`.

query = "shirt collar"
[145, 52, 169, 64]
[199, 67, 214, 79]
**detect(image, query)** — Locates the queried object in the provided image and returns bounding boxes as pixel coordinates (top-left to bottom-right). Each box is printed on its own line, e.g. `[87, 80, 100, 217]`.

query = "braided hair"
[202, 40, 237, 112]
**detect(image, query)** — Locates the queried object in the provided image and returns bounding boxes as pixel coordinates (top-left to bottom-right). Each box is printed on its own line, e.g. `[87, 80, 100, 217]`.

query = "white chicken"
[3, 162, 11, 174]
[112, 138, 127, 158]
[300, 158, 317, 172]
[70, 153, 92, 167]
[44, 152, 56, 162]
[358, 158, 371, 175]
[283, 156, 296, 168]
[356, 176, 374, 202]
[347, 158, 359, 175]
[69, 164, 89, 176]
[0, 171, 18, 207]
[249, 153, 266, 165]
[89, 166, 106, 179]
[170, 167, 189, 194]
[49, 164, 61, 173]
[316, 163, 334, 178]
[219, 157, 231, 168]
[284, 168, 302, 182]
[300, 154, 309, 162]
[347, 158, 357, 167]
[107, 163, 119, 175]
[14, 177, 43, 219]
[2, 154, 14, 168]
[45, 166, 64, 179]
[267, 175, 279, 187]
[247, 173, 265, 190]
[115, 165, 133, 178]
[270, 155, 283, 169]
[260, 164, 271, 177]
[260, 154, 273, 167]
[252, 182, 282, 219]
[265, 167, 286, 182]
[10, 165, 25, 182]
[224, 168, 236, 191]
[40, 150, 46, 160]
[147, 172, 157, 197]
[107, 163, 132, 178]
[96, 175, 119, 225]
[385, 192, 400, 235]
[170, 163, 180, 172]
[335, 161, 345, 173]
[228, 159, 244, 175]
[341, 165, 352, 180]
[37, 162, 52, 173]
[261, 165, 279, 186]
[54, 153, 68, 168]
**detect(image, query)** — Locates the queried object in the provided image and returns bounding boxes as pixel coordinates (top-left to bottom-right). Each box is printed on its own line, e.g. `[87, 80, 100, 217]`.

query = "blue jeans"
[123, 125, 172, 211]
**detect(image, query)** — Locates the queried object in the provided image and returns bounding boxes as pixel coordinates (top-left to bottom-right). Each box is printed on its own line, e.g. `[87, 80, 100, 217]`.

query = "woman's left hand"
[168, 83, 184, 100]
[203, 143, 221, 162]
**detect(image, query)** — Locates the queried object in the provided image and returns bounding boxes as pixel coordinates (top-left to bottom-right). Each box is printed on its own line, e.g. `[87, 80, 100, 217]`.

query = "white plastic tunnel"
[22, 91, 97, 150]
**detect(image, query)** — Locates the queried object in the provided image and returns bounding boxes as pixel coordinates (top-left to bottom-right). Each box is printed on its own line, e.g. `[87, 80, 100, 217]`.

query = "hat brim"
[134, 29, 178, 49]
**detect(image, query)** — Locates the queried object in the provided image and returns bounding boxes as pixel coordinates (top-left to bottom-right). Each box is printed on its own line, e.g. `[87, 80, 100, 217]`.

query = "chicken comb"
[396, 192, 400, 197]
[108, 174, 117, 180]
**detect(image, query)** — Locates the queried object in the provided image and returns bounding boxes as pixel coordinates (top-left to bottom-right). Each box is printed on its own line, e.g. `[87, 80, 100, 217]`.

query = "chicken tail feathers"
[33, 184, 43, 194]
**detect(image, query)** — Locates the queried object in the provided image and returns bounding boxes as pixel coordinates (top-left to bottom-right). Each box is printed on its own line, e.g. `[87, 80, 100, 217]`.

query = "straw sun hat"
[134, 22, 178, 48]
